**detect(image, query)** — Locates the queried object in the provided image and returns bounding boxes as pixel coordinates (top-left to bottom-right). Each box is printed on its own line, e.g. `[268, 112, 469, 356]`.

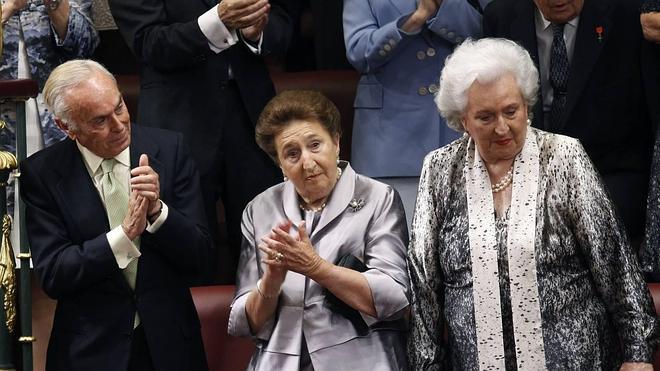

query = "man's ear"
[55, 118, 76, 140]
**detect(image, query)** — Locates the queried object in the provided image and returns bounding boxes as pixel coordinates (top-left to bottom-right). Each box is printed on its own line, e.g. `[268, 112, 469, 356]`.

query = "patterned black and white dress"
[408, 128, 658, 370]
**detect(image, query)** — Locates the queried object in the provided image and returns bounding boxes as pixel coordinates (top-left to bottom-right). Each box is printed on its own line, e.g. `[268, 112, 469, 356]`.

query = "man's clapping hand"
[218, 0, 270, 31]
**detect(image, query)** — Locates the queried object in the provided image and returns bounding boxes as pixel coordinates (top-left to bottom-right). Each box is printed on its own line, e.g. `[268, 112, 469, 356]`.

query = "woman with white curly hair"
[407, 38, 658, 370]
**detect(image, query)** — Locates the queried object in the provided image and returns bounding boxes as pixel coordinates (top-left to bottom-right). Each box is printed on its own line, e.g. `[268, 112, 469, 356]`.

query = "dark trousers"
[128, 325, 154, 371]
[201, 81, 280, 284]
[603, 172, 648, 244]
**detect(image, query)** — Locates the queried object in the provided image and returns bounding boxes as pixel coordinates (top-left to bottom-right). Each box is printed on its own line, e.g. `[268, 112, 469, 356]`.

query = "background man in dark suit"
[483, 0, 657, 243]
[109, 0, 294, 283]
[20, 60, 211, 371]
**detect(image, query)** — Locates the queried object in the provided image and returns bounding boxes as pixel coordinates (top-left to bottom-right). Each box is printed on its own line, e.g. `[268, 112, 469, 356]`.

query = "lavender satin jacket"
[229, 162, 410, 371]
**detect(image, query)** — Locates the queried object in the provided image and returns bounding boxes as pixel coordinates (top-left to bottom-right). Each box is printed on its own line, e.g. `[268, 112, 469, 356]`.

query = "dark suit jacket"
[20, 125, 211, 371]
[108, 0, 293, 174]
[483, 0, 657, 236]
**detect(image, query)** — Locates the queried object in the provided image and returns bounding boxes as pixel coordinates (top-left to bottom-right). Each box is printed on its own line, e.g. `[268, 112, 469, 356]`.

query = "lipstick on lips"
[495, 138, 511, 146]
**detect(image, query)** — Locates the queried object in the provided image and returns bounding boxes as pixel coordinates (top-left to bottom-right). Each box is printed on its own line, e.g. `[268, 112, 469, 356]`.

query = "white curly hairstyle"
[435, 38, 539, 132]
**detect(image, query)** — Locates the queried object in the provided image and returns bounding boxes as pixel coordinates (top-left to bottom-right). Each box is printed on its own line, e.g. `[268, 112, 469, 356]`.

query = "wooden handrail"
[0, 79, 38, 101]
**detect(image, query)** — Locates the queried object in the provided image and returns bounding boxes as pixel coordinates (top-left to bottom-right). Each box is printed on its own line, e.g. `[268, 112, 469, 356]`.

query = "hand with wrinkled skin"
[2, 0, 70, 39]
[217, 0, 270, 31]
[1, 0, 27, 23]
[121, 191, 148, 240]
[241, 13, 268, 42]
[130, 154, 161, 217]
[416, 0, 443, 20]
[260, 220, 377, 317]
[641, 12, 660, 43]
[260, 220, 324, 277]
[257, 220, 289, 288]
[401, 0, 444, 33]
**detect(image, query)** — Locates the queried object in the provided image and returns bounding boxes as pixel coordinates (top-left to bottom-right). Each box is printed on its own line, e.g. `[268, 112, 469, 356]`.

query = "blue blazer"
[20, 125, 211, 371]
[343, 0, 489, 177]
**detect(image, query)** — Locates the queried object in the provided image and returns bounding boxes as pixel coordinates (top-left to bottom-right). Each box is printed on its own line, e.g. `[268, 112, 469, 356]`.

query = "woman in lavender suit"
[228, 90, 409, 371]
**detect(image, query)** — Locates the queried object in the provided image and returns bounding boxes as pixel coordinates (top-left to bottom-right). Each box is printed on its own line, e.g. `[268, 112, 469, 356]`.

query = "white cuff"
[241, 32, 263, 54]
[107, 226, 141, 269]
[52, 24, 66, 46]
[198, 5, 238, 53]
[146, 201, 169, 233]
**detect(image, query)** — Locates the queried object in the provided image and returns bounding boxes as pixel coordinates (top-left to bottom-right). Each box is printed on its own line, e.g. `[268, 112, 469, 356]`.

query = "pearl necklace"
[491, 166, 514, 193]
[299, 202, 326, 213]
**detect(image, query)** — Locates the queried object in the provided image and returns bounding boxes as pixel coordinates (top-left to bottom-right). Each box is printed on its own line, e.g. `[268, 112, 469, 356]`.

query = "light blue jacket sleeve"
[343, 0, 418, 73]
[427, 0, 484, 42]
[344, 0, 487, 74]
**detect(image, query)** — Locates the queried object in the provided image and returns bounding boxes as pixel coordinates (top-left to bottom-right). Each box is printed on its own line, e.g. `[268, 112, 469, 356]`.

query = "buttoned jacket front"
[343, 0, 489, 177]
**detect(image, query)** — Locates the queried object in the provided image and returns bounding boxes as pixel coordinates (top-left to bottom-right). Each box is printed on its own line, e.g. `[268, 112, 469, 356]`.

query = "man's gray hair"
[43, 59, 116, 129]
[435, 38, 539, 132]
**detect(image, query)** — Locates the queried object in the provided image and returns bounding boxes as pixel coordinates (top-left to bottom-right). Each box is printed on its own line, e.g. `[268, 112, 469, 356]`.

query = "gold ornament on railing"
[0, 152, 16, 176]
[0, 215, 15, 335]
[0, 150, 17, 335]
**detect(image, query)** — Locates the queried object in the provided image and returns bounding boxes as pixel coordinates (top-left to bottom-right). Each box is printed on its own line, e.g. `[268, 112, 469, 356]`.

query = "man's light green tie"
[101, 158, 140, 327]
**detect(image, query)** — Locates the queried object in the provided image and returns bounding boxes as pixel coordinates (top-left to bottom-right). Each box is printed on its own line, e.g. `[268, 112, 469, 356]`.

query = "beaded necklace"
[491, 166, 514, 193]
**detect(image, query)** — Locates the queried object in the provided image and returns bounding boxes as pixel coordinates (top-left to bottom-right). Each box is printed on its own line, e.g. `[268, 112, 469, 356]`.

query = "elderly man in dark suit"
[483, 0, 658, 244]
[109, 0, 294, 283]
[20, 60, 211, 371]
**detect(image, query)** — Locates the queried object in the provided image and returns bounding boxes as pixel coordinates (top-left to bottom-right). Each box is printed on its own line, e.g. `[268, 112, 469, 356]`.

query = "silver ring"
[274, 252, 284, 263]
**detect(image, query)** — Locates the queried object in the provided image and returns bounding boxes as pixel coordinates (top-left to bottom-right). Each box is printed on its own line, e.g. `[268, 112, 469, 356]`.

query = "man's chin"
[108, 137, 131, 156]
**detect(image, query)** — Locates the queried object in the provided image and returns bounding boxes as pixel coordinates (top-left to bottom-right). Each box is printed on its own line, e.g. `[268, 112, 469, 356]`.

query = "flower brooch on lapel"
[348, 198, 365, 212]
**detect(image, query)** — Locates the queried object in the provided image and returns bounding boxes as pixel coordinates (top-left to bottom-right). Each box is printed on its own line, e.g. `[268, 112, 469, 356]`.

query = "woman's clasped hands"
[259, 220, 325, 279]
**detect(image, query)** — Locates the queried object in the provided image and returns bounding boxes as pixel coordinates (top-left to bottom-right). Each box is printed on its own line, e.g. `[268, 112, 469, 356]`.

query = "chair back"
[190, 285, 255, 371]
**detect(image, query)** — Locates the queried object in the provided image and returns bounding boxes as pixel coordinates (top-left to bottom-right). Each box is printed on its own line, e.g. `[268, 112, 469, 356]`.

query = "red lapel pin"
[595, 26, 604, 43]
